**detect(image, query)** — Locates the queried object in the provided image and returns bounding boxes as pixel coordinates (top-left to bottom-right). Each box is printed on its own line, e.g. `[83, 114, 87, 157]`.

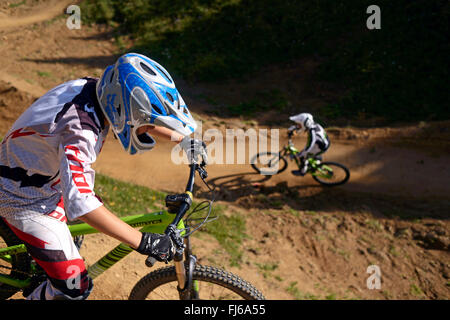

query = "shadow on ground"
[196, 170, 449, 222]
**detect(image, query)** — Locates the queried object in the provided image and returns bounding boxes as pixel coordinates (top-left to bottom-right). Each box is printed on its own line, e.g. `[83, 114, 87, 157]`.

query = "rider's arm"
[58, 106, 108, 221]
[142, 125, 207, 164]
[140, 125, 184, 143]
[78, 204, 173, 262]
[78, 205, 142, 249]
[288, 125, 299, 139]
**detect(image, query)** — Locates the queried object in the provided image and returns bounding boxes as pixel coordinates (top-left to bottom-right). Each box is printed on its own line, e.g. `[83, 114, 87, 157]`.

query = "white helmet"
[289, 113, 314, 132]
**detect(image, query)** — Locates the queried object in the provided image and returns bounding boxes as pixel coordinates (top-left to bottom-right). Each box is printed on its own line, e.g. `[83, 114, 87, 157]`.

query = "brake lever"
[197, 164, 208, 180]
[166, 224, 185, 249]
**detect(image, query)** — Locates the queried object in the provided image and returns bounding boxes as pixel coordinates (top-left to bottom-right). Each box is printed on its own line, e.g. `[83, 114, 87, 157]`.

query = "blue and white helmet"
[96, 53, 197, 155]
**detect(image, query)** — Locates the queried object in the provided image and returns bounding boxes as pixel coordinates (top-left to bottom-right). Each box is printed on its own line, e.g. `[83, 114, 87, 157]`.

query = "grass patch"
[255, 262, 279, 279]
[200, 211, 247, 267]
[94, 174, 167, 216]
[36, 71, 52, 78]
[410, 283, 424, 297]
[9, 0, 26, 8]
[226, 89, 291, 118]
[325, 293, 337, 300]
[286, 281, 319, 300]
[364, 219, 383, 232]
[388, 245, 400, 257]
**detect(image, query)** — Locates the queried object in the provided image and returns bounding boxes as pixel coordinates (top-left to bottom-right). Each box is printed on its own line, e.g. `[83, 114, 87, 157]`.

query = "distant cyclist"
[0, 53, 207, 300]
[288, 113, 330, 176]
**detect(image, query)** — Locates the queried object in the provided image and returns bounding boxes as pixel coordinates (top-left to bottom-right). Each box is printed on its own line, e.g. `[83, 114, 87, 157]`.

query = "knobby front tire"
[129, 264, 265, 300]
[251, 152, 288, 176]
[312, 162, 350, 186]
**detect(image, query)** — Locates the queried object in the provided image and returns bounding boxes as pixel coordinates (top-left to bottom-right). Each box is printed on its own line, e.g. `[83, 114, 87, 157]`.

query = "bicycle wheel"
[0, 219, 31, 300]
[129, 264, 265, 300]
[312, 162, 350, 186]
[251, 152, 287, 175]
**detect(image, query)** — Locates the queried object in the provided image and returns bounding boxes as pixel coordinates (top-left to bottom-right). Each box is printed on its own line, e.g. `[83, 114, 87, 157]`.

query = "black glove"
[135, 232, 174, 263]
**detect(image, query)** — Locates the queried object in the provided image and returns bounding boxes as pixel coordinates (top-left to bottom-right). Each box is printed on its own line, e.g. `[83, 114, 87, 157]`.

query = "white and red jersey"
[0, 78, 109, 221]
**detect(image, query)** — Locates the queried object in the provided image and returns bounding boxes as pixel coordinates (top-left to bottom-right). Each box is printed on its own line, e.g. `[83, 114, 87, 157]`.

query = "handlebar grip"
[145, 256, 157, 268]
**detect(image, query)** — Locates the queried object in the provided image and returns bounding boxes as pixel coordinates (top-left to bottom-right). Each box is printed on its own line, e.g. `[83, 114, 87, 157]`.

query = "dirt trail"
[94, 133, 450, 200]
[0, 0, 74, 30]
[1, 1, 449, 300]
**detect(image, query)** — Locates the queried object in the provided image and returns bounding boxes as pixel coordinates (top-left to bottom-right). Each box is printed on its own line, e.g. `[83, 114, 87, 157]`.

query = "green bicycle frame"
[0, 210, 184, 289]
[283, 143, 301, 166]
[0, 245, 29, 288]
[283, 142, 333, 177]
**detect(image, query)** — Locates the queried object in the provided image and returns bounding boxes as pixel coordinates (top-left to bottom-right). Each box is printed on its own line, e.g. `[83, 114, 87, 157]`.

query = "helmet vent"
[163, 101, 173, 114]
[151, 103, 163, 115]
[166, 92, 174, 103]
[140, 62, 156, 76]
[154, 65, 172, 83]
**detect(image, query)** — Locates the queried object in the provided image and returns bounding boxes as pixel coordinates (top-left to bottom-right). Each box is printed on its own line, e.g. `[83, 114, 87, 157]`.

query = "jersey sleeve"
[58, 106, 104, 221]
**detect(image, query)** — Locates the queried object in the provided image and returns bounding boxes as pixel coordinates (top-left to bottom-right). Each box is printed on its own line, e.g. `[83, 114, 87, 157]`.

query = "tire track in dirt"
[0, 0, 79, 96]
[93, 134, 450, 200]
[0, 0, 75, 30]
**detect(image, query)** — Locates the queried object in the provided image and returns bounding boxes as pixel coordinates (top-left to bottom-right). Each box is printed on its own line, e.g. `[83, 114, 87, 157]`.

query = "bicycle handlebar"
[145, 163, 207, 267]
[169, 163, 200, 228]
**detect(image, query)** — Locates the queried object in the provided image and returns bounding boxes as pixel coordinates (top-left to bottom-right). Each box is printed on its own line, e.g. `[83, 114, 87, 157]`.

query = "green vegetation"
[36, 71, 52, 78]
[410, 283, 424, 297]
[201, 211, 247, 267]
[255, 262, 278, 279]
[9, 0, 26, 8]
[226, 89, 291, 118]
[94, 173, 167, 216]
[286, 281, 319, 300]
[364, 219, 383, 232]
[81, 0, 448, 123]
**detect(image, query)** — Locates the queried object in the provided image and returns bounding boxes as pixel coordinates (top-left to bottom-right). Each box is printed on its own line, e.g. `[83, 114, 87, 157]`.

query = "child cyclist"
[0, 53, 207, 300]
[288, 113, 330, 176]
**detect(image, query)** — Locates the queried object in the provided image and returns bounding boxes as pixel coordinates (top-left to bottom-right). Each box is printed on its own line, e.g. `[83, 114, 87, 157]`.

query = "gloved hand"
[135, 232, 174, 263]
[179, 136, 208, 164]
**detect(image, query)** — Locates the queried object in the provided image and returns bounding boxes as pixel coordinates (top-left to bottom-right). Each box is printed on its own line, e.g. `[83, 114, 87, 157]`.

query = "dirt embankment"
[1, 1, 449, 300]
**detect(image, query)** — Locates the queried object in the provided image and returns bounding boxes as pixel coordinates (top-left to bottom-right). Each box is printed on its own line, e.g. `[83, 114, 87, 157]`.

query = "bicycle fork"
[174, 236, 198, 299]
